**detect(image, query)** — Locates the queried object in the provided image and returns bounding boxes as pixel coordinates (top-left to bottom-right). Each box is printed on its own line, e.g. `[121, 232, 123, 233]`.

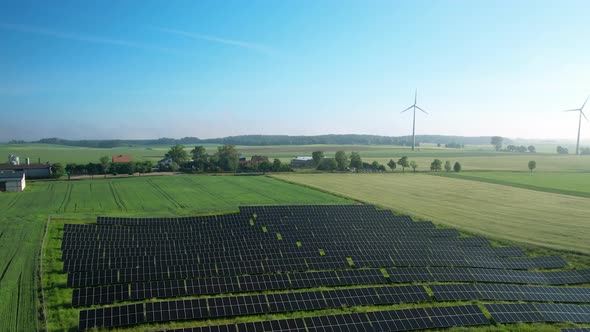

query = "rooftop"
[0, 163, 51, 170]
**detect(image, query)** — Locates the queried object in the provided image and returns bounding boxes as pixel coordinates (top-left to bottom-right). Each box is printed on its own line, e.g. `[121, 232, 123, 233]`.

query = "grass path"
[274, 173, 590, 255]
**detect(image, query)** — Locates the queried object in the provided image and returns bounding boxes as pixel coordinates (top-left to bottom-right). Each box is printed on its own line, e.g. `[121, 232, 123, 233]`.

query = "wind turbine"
[563, 95, 589, 155]
[401, 89, 429, 151]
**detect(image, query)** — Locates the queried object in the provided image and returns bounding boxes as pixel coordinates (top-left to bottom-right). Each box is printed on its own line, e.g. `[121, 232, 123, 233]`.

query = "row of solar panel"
[431, 283, 590, 303]
[61, 251, 565, 273]
[80, 304, 490, 331]
[388, 267, 590, 285]
[485, 303, 590, 324]
[67, 263, 590, 292]
[60, 243, 525, 261]
[75, 282, 427, 310]
[72, 269, 387, 306]
[60, 236, 492, 250]
[62, 230, 462, 248]
[66, 257, 354, 287]
[62, 254, 352, 273]
[69, 214, 422, 234]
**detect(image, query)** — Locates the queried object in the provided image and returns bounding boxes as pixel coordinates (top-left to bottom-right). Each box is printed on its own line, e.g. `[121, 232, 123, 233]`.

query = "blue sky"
[1, 0, 589, 141]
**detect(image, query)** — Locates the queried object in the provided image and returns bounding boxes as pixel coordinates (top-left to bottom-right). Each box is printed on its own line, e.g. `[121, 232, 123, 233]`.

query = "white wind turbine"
[401, 89, 429, 151]
[563, 95, 589, 155]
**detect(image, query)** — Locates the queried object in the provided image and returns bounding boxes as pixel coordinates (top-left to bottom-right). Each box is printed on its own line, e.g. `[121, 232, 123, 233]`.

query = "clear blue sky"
[1, 0, 589, 141]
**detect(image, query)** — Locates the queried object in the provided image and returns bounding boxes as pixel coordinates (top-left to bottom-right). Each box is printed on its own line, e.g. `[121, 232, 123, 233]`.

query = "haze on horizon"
[1, 0, 589, 142]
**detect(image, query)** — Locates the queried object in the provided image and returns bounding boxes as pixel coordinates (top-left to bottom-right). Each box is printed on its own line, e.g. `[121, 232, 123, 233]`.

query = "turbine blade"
[401, 105, 413, 113]
[415, 105, 429, 114]
[581, 95, 589, 110]
[563, 109, 581, 112]
[414, 89, 417, 105]
[582, 111, 589, 122]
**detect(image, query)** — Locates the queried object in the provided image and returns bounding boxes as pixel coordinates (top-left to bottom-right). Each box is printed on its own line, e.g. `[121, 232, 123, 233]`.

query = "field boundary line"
[37, 215, 50, 332]
[430, 172, 590, 198]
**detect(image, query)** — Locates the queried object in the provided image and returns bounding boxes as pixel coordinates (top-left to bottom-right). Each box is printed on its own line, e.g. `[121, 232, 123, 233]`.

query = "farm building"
[112, 155, 132, 163]
[0, 170, 26, 192]
[157, 157, 175, 169]
[240, 155, 269, 165]
[290, 156, 314, 168]
[0, 163, 52, 179]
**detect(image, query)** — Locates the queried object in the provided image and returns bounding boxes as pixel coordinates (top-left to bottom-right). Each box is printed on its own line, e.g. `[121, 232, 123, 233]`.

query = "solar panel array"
[59, 205, 590, 331]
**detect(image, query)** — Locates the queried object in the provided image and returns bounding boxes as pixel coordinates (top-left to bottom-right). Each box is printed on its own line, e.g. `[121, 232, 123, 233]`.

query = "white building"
[0, 170, 26, 192]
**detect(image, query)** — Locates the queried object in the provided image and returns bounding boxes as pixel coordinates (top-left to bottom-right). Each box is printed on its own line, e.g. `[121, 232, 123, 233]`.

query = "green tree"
[99, 155, 110, 177]
[491, 136, 503, 151]
[317, 158, 338, 171]
[272, 158, 282, 172]
[334, 150, 348, 170]
[444, 160, 452, 172]
[50, 163, 65, 178]
[556, 146, 569, 154]
[528, 160, 536, 175]
[165, 144, 188, 165]
[216, 144, 240, 171]
[312, 151, 324, 167]
[191, 146, 208, 171]
[410, 161, 418, 172]
[258, 160, 272, 173]
[349, 152, 362, 171]
[387, 159, 397, 171]
[528, 145, 536, 153]
[397, 156, 409, 172]
[430, 159, 442, 171]
[453, 161, 462, 172]
[169, 161, 180, 172]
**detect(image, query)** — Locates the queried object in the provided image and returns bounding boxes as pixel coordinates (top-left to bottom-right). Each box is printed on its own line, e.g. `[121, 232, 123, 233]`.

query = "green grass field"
[438, 171, 590, 198]
[274, 173, 590, 255]
[0, 175, 350, 331]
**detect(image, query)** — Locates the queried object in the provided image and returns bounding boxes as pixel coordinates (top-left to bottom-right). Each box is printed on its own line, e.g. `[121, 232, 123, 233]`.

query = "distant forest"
[18, 135, 513, 148]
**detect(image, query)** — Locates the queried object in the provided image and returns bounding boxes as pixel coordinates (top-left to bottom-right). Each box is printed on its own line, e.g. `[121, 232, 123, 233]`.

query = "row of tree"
[491, 136, 536, 153]
[164, 144, 292, 173]
[310, 150, 463, 173]
[64, 159, 153, 177]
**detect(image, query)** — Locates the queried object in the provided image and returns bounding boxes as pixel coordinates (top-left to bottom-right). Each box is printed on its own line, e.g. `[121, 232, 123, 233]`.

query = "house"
[157, 157, 175, 169]
[112, 155, 132, 163]
[290, 156, 314, 168]
[240, 156, 269, 165]
[0, 170, 26, 192]
[250, 155, 269, 164]
[0, 163, 52, 179]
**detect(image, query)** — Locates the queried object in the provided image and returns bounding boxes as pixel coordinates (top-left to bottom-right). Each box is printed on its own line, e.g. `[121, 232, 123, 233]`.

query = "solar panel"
[425, 305, 489, 328]
[484, 303, 544, 323]
[367, 308, 434, 331]
[430, 284, 481, 301]
[304, 313, 373, 332]
[535, 304, 590, 323]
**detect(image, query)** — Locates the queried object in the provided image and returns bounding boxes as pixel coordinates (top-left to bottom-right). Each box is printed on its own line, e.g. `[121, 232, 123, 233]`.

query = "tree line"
[28, 135, 513, 148]
[163, 144, 292, 173]
[309, 150, 462, 173]
[63, 157, 154, 177]
[490, 136, 536, 153]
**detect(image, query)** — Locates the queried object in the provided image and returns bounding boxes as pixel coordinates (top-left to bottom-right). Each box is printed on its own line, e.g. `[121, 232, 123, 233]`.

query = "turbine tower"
[401, 89, 429, 151]
[563, 95, 589, 155]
